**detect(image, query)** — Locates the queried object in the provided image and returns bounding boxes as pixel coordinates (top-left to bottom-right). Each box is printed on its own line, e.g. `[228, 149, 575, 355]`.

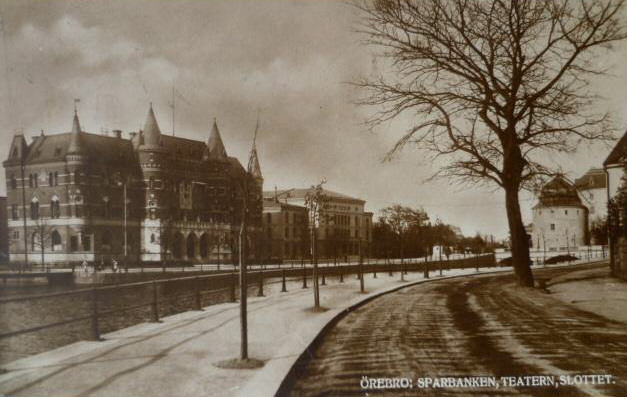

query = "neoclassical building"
[3, 105, 262, 266]
[530, 175, 588, 253]
[263, 188, 373, 260]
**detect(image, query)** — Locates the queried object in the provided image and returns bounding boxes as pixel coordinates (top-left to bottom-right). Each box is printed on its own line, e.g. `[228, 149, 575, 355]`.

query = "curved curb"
[272, 260, 607, 396]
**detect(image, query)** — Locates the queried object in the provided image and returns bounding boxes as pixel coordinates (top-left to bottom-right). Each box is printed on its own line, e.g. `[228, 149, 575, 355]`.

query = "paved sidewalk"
[0, 262, 602, 397]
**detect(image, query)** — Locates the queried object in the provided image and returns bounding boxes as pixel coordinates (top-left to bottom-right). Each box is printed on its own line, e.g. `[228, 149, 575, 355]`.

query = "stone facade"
[261, 200, 309, 261]
[3, 106, 262, 266]
[263, 188, 373, 259]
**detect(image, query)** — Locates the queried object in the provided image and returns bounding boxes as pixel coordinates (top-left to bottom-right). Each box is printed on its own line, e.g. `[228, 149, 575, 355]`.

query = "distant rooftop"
[263, 188, 365, 203]
[574, 168, 606, 190]
[604, 129, 627, 166]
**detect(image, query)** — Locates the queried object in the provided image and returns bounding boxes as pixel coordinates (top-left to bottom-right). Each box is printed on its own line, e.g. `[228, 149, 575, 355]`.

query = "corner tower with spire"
[137, 104, 170, 262]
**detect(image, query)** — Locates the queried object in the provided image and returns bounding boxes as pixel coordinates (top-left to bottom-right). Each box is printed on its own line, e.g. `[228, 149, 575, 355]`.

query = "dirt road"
[283, 265, 627, 396]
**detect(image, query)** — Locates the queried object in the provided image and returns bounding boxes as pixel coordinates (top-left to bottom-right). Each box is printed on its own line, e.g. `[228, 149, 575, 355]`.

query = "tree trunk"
[504, 185, 534, 287]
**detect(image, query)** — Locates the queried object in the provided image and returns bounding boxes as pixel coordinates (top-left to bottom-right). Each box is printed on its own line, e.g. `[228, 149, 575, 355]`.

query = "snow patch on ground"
[548, 268, 627, 323]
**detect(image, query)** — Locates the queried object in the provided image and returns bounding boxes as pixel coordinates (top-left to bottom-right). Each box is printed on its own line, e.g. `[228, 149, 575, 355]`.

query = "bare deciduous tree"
[355, 0, 627, 286]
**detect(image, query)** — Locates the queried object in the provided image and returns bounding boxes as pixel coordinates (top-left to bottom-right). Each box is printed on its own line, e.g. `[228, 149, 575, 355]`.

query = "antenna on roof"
[167, 82, 175, 137]
[74, 98, 80, 115]
[253, 109, 260, 147]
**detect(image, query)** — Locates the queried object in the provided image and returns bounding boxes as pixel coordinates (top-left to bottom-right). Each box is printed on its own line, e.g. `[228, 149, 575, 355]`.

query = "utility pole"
[20, 159, 28, 272]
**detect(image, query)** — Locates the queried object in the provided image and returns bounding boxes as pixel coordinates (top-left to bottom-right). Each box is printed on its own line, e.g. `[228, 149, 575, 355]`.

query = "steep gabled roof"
[4, 135, 28, 165]
[604, 129, 627, 166]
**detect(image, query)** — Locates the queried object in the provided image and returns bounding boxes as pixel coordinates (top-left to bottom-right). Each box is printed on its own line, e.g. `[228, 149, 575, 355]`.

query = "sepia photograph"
[0, 0, 626, 396]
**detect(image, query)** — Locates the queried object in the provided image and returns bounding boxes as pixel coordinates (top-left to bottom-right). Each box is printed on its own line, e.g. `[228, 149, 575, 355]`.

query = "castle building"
[263, 188, 373, 259]
[530, 175, 588, 253]
[3, 105, 262, 266]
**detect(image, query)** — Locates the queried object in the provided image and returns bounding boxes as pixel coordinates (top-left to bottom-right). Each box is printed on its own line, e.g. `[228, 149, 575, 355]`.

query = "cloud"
[0, 1, 625, 240]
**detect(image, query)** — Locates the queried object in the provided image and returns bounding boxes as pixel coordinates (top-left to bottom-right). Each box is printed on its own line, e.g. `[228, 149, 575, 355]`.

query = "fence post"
[194, 276, 202, 310]
[151, 281, 160, 322]
[281, 269, 287, 292]
[321, 271, 326, 286]
[230, 271, 236, 302]
[339, 268, 344, 283]
[257, 271, 264, 297]
[475, 254, 479, 273]
[423, 261, 429, 279]
[90, 288, 101, 341]
[302, 266, 308, 289]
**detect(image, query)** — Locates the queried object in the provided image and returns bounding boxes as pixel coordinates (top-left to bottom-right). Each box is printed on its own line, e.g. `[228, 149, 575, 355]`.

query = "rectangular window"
[11, 204, 18, 220]
[550, 224, 555, 231]
[83, 235, 91, 251]
[70, 236, 78, 252]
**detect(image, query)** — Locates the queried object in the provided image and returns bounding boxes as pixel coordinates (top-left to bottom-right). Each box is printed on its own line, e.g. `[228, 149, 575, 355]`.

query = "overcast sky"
[0, 0, 626, 239]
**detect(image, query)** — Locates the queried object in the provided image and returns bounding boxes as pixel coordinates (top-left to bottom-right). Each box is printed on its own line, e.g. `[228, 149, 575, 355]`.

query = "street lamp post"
[359, 238, 365, 293]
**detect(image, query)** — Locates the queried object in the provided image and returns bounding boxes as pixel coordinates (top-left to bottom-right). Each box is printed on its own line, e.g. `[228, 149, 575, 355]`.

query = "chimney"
[112, 129, 122, 139]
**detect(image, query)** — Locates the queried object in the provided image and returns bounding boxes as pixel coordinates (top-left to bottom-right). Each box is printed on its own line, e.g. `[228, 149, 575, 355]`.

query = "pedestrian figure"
[113, 260, 118, 273]
[81, 260, 88, 274]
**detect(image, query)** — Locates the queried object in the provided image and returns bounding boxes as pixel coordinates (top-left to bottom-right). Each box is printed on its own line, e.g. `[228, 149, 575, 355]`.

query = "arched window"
[48, 172, 53, 186]
[150, 233, 156, 243]
[30, 198, 39, 220]
[54, 172, 59, 186]
[51, 230, 62, 251]
[102, 197, 111, 218]
[50, 196, 60, 219]
[10, 175, 16, 189]
[29, 174, 33, 188]
[149, 177, 154, 189]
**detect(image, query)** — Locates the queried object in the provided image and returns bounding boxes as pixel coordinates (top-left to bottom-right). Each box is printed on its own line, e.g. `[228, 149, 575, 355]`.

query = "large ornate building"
[3, 105, 262, 266]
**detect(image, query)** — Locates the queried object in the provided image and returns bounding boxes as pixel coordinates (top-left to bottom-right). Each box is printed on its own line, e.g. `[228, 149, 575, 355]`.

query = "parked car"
[544, 254, 578, 264]
[498, 257, 533, 267]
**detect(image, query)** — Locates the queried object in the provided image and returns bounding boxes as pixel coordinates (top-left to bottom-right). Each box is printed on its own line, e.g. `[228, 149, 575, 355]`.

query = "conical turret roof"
[67, 111, 84, 155]
[206, 119, 227, 159]
[142, 104, 162, 148]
